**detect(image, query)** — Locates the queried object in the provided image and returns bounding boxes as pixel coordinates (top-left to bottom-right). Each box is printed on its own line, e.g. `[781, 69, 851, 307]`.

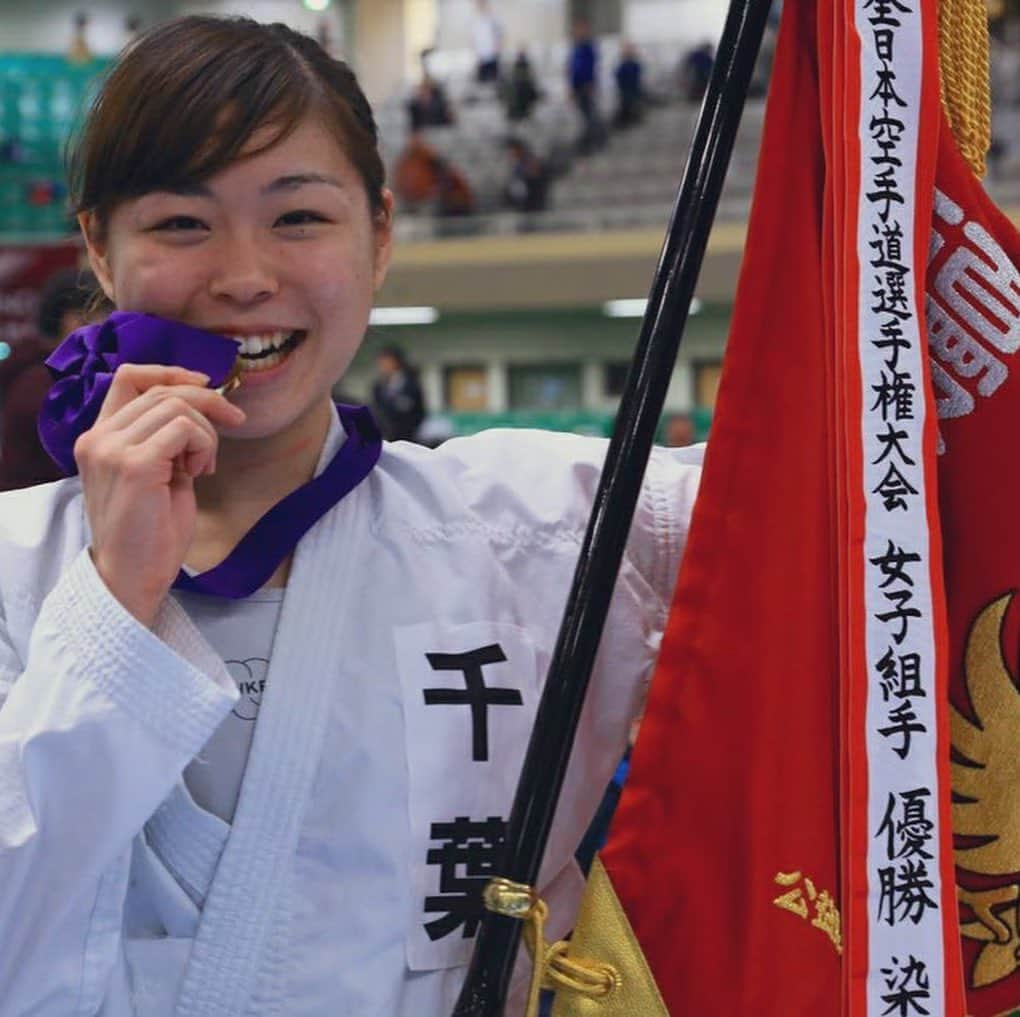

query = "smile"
[227, 330, 306, 373]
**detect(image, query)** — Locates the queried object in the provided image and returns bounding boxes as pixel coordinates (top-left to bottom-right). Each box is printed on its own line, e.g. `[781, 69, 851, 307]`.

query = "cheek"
[302, 243, 376, 317]
[111, 248, 203, 314]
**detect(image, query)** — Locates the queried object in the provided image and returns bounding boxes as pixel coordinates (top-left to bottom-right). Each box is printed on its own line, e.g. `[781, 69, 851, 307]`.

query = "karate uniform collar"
[37, 311, 382, 600]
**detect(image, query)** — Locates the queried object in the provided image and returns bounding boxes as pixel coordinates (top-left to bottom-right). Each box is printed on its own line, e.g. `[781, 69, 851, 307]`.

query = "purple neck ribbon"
[38, 311, 382, 599]
[173, 403, 380, 599]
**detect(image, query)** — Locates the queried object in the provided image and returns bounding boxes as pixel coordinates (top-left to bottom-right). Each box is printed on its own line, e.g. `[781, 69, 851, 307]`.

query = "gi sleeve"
[521, 440, 704, 973]
[627, 441, 705, 615]
[0, 548, 237, 1017]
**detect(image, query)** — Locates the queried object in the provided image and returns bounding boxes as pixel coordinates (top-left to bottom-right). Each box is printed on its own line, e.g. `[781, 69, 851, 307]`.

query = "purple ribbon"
[39, 312, 240, 476]
[37, 312, 382, 599]
[173, 403, 380, 599]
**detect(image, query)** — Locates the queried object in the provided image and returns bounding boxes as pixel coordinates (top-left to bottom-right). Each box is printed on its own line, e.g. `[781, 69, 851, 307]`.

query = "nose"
[208, 233, 279, 306]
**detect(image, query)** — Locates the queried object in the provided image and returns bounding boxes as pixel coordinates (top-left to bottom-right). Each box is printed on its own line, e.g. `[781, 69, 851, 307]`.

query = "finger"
[98, 382, 246, 434]
[136, 416, 217, 479]
[97, 364, 211, 422]
[116, 396, 219, 452]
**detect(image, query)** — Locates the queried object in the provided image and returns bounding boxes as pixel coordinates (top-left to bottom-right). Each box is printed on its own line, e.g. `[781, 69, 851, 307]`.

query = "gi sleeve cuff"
[36, 548, 238, 759]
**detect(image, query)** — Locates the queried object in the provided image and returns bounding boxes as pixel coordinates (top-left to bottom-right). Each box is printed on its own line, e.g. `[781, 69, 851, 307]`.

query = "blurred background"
[1, 0, 1018, 448]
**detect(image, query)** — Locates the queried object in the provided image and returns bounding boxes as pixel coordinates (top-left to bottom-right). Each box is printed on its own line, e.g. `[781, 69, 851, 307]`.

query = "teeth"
[239, 349, 285, 373]
[229, 331, 293, 357]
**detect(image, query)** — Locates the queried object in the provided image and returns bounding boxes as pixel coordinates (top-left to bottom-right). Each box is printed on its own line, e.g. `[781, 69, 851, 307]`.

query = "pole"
[452, 0, 774, 1012]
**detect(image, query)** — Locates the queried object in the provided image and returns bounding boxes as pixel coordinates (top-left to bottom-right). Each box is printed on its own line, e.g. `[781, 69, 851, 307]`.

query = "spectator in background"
[568, 17, 607, 155]
[68, 11, 94, 64]
[0, 268, 98, 490]
[504, 48, 540, 121]
[664, 411, 696, 447]
[371, 346, 427, 442]
[503, 136, 550, 212]
[393, 132, 475, 217]
[614, 41, 645, 128]
[472, 0, 503, 84]
[124, 15, 144, 44]
[407, 69, 453, 131]
[681, 41, 715, 103]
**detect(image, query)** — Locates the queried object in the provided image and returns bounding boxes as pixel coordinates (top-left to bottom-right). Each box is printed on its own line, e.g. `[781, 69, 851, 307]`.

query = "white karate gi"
[0, 421, 701, 1017]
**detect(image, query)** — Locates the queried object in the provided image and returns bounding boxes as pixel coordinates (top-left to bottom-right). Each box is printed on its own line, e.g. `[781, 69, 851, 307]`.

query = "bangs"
[70, 19, 322, 217]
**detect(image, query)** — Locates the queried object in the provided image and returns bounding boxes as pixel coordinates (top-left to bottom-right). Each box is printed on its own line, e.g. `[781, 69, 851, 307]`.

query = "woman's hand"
[75, 364, 246, 627]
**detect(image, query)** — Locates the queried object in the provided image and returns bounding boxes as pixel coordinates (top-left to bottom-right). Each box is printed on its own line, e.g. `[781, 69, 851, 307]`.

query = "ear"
[372, 189, 395, 292]
[77, 212, 117, 304]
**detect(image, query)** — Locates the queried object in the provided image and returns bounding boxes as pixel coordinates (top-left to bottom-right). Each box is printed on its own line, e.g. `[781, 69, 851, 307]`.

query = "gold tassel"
[483, 877, 618, 1017]
[938, 0, 992, 176]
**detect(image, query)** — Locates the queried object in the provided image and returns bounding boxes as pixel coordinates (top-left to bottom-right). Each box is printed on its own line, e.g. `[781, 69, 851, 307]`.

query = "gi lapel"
[172, 469, 365, 1017]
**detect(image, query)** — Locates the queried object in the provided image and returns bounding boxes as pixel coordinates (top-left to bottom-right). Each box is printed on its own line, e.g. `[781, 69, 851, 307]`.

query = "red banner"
[600, 0, 846, 1010]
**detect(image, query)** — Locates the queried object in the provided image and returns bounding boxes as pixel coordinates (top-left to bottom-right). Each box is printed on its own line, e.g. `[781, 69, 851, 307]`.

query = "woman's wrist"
[89, 548, 165, 629]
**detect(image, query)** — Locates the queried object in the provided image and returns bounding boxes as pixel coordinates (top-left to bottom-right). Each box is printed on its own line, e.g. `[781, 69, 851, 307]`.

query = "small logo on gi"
[228, 657, 269, 721]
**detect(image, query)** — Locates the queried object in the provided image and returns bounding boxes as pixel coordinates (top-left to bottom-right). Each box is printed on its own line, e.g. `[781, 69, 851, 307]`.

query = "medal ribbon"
[39, 312, 382, 599]
[39, 311, 241, 475]
[173, 402, 380, 599]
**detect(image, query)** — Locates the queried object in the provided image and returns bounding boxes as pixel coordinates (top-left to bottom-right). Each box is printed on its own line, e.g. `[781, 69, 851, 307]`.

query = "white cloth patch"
[395, 621, 542, 972]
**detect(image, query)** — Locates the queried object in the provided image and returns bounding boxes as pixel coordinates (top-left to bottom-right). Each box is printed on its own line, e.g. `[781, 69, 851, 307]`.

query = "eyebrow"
[155, 174, 345, 198]
[263, 173, 346, 194]
[159, 181, 212, 197]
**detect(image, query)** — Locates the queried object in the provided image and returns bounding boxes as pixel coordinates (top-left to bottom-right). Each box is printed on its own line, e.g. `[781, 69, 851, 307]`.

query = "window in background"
[508, 363, 582, 410]
[603, 361, 630, 398]
[445, 365, 489, 411]
[694, 361, 723, 409]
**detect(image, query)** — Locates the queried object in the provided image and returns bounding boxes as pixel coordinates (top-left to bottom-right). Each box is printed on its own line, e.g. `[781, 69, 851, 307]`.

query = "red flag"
[600, 0, 853, 1009]
[552, 0, 992, 1012]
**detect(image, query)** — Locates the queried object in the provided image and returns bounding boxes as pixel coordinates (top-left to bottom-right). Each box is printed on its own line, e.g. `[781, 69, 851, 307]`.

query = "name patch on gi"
[394, 621, 542, 971]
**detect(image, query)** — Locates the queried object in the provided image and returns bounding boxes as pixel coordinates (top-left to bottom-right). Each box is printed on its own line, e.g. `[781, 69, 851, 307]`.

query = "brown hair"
[69, 16, 387, 233]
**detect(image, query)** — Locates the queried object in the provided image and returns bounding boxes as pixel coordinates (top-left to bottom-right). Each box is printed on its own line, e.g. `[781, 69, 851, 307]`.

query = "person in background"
[471, 0, 503, 84]
[567, 17, 606, 155]
[68, 11, 94, 63]
[393, 131, 475, 217]
[0, 268, 98, 490]
[407, 66, 454, 131]
[503, 136, 550, 213]
[613, 41, 645, 128]
[681, 41, 715, 103]
[504, 48, 541, 121]
[124, 15, 144, 44]
[371, 345, 427, 442]
[664, 410, 696, 447]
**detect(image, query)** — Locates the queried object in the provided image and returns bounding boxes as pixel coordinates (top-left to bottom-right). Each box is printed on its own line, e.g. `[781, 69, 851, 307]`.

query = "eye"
[150, 215, 208, 232]
[275, 209, 330, 228]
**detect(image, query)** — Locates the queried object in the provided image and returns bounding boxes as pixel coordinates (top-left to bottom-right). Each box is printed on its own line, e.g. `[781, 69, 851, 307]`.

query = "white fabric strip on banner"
[853, 0, 949, 1012]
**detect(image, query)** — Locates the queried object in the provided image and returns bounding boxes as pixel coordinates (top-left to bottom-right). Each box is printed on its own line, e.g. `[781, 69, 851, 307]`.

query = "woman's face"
[81, 117, 393, 441]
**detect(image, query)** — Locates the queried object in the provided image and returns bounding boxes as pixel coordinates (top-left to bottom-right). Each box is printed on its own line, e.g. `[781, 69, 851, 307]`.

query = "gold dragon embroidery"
[951, 594, 1020, 989]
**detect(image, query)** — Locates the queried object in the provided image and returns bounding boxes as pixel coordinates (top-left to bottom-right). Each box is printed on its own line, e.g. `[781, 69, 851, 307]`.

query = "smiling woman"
[0, 15, 703, 1017]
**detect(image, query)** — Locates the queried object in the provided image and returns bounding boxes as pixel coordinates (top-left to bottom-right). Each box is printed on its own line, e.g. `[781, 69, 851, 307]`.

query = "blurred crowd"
[391, 1, 729, 222]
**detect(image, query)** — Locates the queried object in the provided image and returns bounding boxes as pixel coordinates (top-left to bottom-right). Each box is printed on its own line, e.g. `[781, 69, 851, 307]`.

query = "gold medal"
[215, 359, 242, 396]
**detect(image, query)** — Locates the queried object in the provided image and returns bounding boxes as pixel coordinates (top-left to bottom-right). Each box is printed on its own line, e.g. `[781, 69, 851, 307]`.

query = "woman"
[0, 17, 701, 1017]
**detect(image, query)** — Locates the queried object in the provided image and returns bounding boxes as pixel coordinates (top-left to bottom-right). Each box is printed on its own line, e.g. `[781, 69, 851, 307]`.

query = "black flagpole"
[452, 0, 773, 1013]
